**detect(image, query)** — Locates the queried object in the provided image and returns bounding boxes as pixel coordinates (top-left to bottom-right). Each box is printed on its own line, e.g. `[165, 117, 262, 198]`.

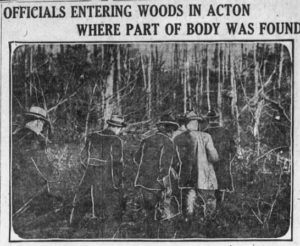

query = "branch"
[240, 67, 277, 115]
[254, 146, 288, 163]
[47, 91, 77, 113]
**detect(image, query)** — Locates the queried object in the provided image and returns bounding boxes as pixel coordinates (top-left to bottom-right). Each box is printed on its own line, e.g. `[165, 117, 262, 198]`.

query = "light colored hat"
[185, 111, 204, 121]
[107, 115, 127, 127]
[24, 106, 49, 122]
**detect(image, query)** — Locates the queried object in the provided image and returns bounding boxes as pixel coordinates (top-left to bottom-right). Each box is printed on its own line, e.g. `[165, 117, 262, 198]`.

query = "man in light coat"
[204, 109, 236, 205]
[174, 111, 219, 219]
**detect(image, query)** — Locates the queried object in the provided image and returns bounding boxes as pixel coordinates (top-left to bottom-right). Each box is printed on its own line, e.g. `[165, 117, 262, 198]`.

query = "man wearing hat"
[12, 106, 59, 231]
[174, 111, 219, 220]
[134, 114, 180, 237]
[172, 114, 188, 139]
[204, 109, 236, 205]
[70, 114, 126, 237]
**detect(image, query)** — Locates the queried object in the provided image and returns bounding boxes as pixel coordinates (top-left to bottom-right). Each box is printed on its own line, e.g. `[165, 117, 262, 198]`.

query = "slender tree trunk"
[141, 54, 147, 90]
[147, 45, 152, 119]
[195, 46, 199, 113]
[200, 47, 204, 110]
[254, 43, 259, 98]
[230, 48, 241, 148]
[253, 100, 264, 151]
[183, 70, 187, 114]
[186, 60, 191, 111]
[230, 51, 236, 116]
[206, 45, 211, 111]
[253, 43, 261, 154]
[278, 44, 284, 89]
[24, 47, 29, 108]
[217, 44, 223, 126]
[103, 50, 114, 126]
[116, 45, 121, 110]
[221, 44, 226, 126]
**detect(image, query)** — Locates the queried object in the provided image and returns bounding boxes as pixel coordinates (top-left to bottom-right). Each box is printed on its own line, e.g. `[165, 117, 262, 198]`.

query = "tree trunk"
[116, 45, 121, 110]
[230, 47, 241, 148]
[278, 44, 284, 89]
[183, 70, 187, 114]
[147, 45, 152, 119]
[103, 50, 115, 127]
[254, 43, 259, 99]
[200, 47, 204, 110]
[206, 45, 211, 111]
[217, 44, 223, 126]
[195, 45, 199, 113]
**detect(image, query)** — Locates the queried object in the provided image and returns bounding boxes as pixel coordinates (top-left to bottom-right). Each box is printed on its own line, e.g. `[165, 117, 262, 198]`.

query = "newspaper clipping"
[0, 0, 298, 244]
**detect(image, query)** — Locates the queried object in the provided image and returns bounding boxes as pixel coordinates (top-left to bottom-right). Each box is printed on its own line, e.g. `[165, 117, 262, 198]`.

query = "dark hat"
[185, 111, 204, 121]
[176, 114, 188, 125]
[107, 115, 127, 127]
[156, 114, 179, 129]
[24, 106, 49, 123]
[205, 109, 219, 120]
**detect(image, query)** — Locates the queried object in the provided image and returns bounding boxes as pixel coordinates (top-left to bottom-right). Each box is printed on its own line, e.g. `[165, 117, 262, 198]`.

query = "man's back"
[174, 131, 198, 188]
[135, 132, 174, 190]
[81, 128, 124, 189]
[205, 124, 235, 190]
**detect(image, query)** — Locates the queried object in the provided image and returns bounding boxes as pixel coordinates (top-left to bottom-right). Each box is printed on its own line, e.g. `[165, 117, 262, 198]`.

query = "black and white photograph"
[10, 42, 292, 240]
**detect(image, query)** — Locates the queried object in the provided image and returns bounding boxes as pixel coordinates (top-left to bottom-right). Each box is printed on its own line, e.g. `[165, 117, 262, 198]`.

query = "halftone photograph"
[10, 42, 292, 239]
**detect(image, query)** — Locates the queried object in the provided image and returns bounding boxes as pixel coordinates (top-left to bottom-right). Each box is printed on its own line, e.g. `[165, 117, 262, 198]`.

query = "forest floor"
[12, 134, 291, 240]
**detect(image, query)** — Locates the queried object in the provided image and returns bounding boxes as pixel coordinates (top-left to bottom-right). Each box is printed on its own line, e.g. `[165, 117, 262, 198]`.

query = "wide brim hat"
[107, 115, 127, 127]
[24, 106, 49, 123]
[156, 114, 179, 129]
[185, 111, 204, 122]
[205, 109, 219, 120]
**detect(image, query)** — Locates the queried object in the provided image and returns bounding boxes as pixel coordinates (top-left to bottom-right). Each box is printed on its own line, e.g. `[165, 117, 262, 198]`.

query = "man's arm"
[204, 133, 219, 163]
[112, 137, 124, 189]
[134, 140, 145, 166]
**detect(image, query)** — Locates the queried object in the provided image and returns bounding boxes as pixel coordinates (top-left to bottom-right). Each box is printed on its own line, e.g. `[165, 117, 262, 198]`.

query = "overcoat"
[174, 130, 219, 190]
[134, 132, 177, 190]
[12, 127, 58, 213]
[205, 124, 235, 190]
[80, 128, 124, 190]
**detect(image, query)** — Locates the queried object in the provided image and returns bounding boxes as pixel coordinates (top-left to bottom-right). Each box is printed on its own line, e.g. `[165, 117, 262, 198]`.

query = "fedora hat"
[185, 111, 204, 121]
[107, 115, 127, 127]
[205, 109, 219, 120]
[156, 114, 179, 129]
[24, 106, 49, 123]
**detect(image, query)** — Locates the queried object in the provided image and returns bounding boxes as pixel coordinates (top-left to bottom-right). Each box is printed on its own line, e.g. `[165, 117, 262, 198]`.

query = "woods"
[11, 42, 292, 238]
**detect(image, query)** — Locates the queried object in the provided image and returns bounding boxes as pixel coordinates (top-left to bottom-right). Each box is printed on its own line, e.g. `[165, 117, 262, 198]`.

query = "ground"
[12, 134, 291, 239]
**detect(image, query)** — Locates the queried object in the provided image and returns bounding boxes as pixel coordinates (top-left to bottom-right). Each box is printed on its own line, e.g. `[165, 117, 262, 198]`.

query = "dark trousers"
[70, 166, 123, 237]
[140, 188, 161, 238]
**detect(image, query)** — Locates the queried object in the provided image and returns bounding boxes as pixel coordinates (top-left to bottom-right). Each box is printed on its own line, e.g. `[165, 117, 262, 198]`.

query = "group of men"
[12, 105, 235, 238]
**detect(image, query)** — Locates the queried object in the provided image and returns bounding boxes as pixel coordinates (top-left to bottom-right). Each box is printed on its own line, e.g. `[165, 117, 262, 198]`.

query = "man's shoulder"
[89, 129, 122, 142]
[194, 131, 213, 142]
[143, 132, 172, 145]
[174, 130, 195, 142]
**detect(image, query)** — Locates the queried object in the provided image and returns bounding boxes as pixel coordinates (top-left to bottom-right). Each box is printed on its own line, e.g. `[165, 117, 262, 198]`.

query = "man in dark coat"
[70, 115, 126, 238]
[12, 106, 60, 233]
[204, 109, 236, 204]
[134, 114, 179, 237]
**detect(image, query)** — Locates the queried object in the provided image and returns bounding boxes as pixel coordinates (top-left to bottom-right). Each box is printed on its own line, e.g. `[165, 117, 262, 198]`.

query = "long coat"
[70, 129, 125, 234]
[205, 124, 235, 190]
[12, 127, 58, 213]
[174, 130, 219, 190]
[80, 128, 124, 190]
[134, 132, 177, 190]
